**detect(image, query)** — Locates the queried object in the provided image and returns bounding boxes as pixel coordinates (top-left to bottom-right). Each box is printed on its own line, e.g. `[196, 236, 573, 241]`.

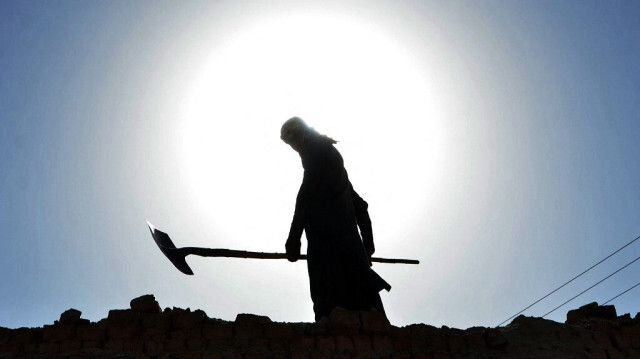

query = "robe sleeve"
[287, 143, 325, 247]
[351, 186, 374, 253]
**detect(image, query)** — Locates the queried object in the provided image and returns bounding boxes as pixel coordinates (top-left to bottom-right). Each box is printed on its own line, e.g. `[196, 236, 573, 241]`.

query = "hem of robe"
[369, 268, 392, 292]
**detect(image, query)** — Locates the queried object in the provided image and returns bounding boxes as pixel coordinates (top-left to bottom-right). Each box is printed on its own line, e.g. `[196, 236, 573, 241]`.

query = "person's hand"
[365, 242, 375, 266]
[285, 238, 301, 262]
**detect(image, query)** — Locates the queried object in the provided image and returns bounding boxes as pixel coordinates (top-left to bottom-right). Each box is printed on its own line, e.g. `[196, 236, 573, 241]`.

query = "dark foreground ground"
[1, 295, 638, 359]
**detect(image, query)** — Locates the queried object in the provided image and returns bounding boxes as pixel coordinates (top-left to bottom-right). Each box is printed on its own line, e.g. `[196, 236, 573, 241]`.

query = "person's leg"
[368, 290, 386, 316]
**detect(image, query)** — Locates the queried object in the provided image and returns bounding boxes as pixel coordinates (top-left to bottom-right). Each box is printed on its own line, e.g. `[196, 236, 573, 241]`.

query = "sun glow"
[180, 12, 445, 250]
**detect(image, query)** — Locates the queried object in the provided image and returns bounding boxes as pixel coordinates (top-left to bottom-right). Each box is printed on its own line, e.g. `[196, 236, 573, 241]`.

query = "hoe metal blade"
[147, 221, 194, 275]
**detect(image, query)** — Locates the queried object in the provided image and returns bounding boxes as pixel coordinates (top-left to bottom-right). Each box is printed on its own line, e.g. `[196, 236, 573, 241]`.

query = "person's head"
[281, 117, 338, 153]
[280, 116, 308, 153]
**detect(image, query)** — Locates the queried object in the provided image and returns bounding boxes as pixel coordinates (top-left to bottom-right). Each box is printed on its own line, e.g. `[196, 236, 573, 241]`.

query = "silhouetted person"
[281, 117, 390, 322]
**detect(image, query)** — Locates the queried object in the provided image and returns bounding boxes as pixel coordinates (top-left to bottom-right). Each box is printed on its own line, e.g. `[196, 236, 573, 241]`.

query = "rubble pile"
[0, 295, 638, 359]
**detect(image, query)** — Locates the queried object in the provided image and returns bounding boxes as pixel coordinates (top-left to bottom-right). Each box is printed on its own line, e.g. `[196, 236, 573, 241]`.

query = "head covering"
[280, 117, 307, 145]
[281, 117, 337, 146]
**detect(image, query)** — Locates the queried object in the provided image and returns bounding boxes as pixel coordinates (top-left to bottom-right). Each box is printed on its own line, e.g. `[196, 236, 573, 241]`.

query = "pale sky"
[1, 0, 639, 329]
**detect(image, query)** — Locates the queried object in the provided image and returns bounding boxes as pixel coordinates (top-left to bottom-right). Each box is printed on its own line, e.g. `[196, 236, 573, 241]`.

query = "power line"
[603, 281, 640, 306]
[541, 254, 640, 318]
[497, 234, 640, 327]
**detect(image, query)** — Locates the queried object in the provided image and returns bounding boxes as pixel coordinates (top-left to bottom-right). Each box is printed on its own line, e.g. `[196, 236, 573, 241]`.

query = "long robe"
[286, 135, 391, 321]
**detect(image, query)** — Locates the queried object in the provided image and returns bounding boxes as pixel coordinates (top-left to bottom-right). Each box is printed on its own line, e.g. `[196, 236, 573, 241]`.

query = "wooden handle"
[181, 247, 419, 264]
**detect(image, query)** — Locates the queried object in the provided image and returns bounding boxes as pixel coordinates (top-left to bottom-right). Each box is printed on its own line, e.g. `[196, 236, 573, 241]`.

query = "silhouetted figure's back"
[281, 117, 390, 321]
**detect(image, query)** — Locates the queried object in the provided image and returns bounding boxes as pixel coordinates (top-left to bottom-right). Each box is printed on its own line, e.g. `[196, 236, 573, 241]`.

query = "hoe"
[147, 221, 419, 275]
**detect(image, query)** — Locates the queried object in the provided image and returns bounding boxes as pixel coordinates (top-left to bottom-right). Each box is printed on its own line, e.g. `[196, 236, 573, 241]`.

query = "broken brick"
[352, 335, 372, 351]
[77, 322, 106, 341]
[107, 322, 140, 340]
[372, 334, 393, 351]
[130, 294, 162, 314]
[203, 322, 234, 341]
[316, 335, 335, 351]
[59, 339, 82, 352]
[335, 335, 354, 353]
[329, 308, 361, 335]
[361, 312, 390, 334]
[43, 323, 75, 341]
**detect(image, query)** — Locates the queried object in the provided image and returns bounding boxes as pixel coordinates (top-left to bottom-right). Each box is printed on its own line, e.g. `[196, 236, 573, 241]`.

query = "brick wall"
[1, 295, 638, 359]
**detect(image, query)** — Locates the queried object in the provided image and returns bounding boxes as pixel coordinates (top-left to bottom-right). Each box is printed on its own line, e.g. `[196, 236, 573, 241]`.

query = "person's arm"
[351, 186, 375, 261]
[286, 143, 324, 261]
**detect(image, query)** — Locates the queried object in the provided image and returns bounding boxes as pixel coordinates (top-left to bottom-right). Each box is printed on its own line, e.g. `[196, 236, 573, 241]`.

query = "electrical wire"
[541, 254, 640, 318]
[602, 281, 640, 306]
[497, 234, 640, 327]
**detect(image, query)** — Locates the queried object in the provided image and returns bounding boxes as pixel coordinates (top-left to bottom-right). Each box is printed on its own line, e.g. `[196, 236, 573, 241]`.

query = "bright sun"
[179, 12, 443, 251]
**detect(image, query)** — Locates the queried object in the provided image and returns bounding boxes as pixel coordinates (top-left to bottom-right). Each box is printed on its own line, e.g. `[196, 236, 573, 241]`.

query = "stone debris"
[0, 295, 638, 359]
[130, 294, 162, 314]
[58, 309, 82, 324]
[566, 302, 618, 325]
